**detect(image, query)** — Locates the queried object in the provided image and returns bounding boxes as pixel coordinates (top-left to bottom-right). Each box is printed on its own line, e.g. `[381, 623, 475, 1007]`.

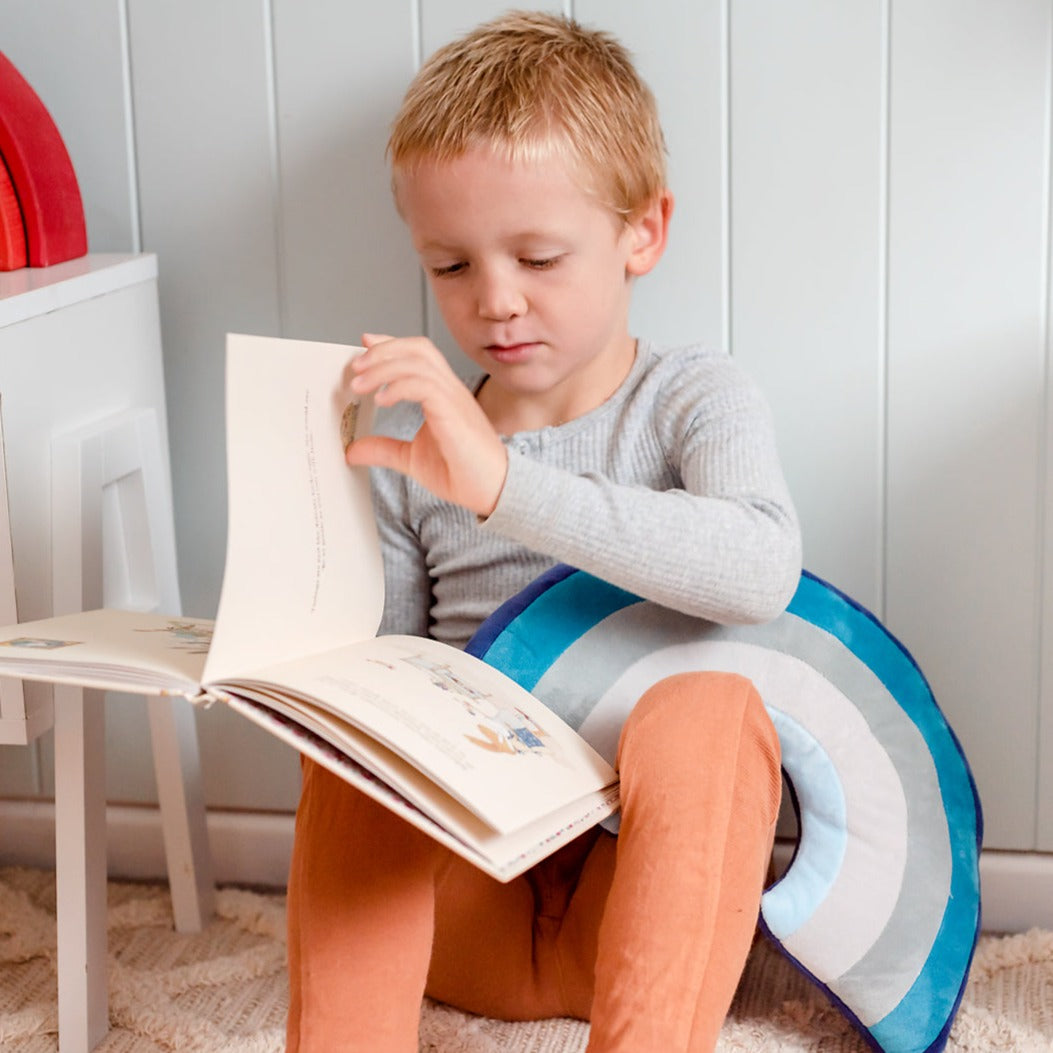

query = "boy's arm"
[482, 355, 801, 625]
[487, 456, 800, 625]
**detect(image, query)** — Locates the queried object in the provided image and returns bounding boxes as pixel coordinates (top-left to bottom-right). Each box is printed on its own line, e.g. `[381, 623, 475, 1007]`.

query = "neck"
[479, 339, 638, 435]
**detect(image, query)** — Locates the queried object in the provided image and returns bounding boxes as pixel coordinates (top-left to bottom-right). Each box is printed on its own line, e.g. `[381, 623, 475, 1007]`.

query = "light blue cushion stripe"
[760, 708, 847, 938]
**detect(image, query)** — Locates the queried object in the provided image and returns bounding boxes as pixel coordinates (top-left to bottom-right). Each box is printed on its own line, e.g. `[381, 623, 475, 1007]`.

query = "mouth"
[485, 342, 539, 364]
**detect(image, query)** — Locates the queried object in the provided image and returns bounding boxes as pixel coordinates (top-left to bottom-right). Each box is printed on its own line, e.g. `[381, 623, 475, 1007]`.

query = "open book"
[0, 334, 618, 881]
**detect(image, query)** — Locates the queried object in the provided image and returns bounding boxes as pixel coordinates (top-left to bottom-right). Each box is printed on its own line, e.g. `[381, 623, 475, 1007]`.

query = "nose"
[476, 265, 526, 321]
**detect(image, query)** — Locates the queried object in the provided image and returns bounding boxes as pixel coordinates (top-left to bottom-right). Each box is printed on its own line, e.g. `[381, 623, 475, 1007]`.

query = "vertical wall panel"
[0, 750, 38, 798]
[128, 0, 294, 811]
[886, 0, 1051, 849]
[0, 0, 139, 252]
[1043, 346, 1053, 849]
[731, 1, 886, 609]
[272, 0, 422, 344]
[576, 0, 727, 352]
[1041, 36, 1053, 852]
[128, 0, 283, 622]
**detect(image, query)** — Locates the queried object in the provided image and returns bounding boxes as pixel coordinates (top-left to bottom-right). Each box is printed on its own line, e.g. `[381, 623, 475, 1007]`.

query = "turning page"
[203, 334, 383, 682]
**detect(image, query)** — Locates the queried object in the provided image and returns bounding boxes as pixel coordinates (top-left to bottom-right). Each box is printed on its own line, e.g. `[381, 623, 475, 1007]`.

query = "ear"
[626, 190, 674, 277]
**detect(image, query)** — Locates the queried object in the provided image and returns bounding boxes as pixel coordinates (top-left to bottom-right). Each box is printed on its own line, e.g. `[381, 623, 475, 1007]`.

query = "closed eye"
[521, 256, 561, 270]
[430, 262, 467, 278]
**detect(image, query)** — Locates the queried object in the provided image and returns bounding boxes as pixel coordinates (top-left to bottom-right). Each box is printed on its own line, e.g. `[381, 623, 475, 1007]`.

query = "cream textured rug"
[0, 865, 1051, 1052]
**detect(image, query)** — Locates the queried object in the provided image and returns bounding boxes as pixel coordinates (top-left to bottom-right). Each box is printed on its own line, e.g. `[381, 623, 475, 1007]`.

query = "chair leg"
[53, 686, 108, 1053]
[148, 696, 214, 932]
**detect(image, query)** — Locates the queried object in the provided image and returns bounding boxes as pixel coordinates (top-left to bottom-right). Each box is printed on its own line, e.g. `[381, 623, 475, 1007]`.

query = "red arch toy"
[0, 51, 87, 268]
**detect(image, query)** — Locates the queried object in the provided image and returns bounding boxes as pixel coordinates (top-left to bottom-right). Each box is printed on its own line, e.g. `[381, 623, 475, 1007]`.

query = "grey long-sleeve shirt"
[371, 340, 802, 650]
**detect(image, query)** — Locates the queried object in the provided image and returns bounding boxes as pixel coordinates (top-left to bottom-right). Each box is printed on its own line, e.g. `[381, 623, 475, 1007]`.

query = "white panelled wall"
[1, 1, 1052, 902]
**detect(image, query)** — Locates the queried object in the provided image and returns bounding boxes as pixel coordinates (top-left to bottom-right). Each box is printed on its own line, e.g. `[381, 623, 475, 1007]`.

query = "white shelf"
[0, 253, 158, 330]
[0, 254, 213, 1050]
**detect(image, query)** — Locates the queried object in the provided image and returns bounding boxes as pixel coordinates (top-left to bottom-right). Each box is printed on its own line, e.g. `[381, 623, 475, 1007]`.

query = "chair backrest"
[468, 564, 982, 1053]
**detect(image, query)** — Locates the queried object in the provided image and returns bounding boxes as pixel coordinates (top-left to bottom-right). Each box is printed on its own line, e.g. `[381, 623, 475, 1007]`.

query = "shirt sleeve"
[481, 354, 802, 625]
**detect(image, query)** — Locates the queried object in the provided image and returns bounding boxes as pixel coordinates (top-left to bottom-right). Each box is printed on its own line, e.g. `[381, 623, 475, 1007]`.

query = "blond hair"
[388, 10, 667, 218]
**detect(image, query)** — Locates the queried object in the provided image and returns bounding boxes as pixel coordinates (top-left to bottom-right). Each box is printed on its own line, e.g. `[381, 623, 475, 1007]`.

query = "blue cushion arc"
[466, 566, 983, 1053]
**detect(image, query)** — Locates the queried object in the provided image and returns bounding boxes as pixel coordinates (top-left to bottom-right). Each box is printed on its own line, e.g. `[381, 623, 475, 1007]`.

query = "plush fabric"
[467, 565, 983, 1053]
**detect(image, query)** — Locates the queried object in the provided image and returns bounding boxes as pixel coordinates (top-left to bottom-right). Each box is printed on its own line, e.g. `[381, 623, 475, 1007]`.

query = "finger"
[359, 334, 444, 364]
[353, 334, 394, 376]
[361, 332, 394, 349]
[360, 335, 449, 368]
[351, 338, 445, 389]
[345, 434, 412, 474]
[353, 357, 466, 406]
[382, 380, 483, 428]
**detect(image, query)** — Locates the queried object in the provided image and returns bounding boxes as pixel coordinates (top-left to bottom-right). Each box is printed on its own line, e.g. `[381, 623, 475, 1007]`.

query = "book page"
[216, 634, 618, 836]
[204, 335, 384, 682]
[224, 692, 618, 881]
[0, 608, 210, 696]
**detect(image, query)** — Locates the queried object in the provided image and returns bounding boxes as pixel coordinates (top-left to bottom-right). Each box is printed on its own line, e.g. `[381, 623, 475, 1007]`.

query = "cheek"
[429, 281, 471, 324]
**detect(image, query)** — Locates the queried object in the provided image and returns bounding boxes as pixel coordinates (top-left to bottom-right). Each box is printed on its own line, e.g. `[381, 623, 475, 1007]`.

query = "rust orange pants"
[285, 671, 781, 1053]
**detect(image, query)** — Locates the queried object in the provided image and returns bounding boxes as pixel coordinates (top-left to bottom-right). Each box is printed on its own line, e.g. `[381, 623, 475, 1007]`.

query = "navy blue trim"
[466, 563, 578, 660]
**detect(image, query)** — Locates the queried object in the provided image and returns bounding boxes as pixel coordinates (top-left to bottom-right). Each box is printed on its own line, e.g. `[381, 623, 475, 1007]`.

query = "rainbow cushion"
[467, 565, 982, 1053]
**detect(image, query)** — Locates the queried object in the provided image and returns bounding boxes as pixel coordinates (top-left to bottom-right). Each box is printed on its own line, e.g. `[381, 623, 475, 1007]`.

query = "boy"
[286, 11, 800, 1052]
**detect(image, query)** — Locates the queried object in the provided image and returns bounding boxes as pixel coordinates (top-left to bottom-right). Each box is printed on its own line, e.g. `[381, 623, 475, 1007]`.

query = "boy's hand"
[345, 334, 508, 518]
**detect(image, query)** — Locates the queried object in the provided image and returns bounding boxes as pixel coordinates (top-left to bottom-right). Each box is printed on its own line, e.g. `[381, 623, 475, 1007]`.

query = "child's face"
[394, 147, 667, 428]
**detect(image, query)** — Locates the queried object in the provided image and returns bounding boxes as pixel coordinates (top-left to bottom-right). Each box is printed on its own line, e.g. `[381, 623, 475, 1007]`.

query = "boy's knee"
[618, 670, 780, 773]
[623, 669, 761, 731]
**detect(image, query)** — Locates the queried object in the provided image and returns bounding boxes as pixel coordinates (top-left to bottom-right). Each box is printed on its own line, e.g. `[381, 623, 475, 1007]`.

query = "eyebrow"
[417, 232, 569, 254]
